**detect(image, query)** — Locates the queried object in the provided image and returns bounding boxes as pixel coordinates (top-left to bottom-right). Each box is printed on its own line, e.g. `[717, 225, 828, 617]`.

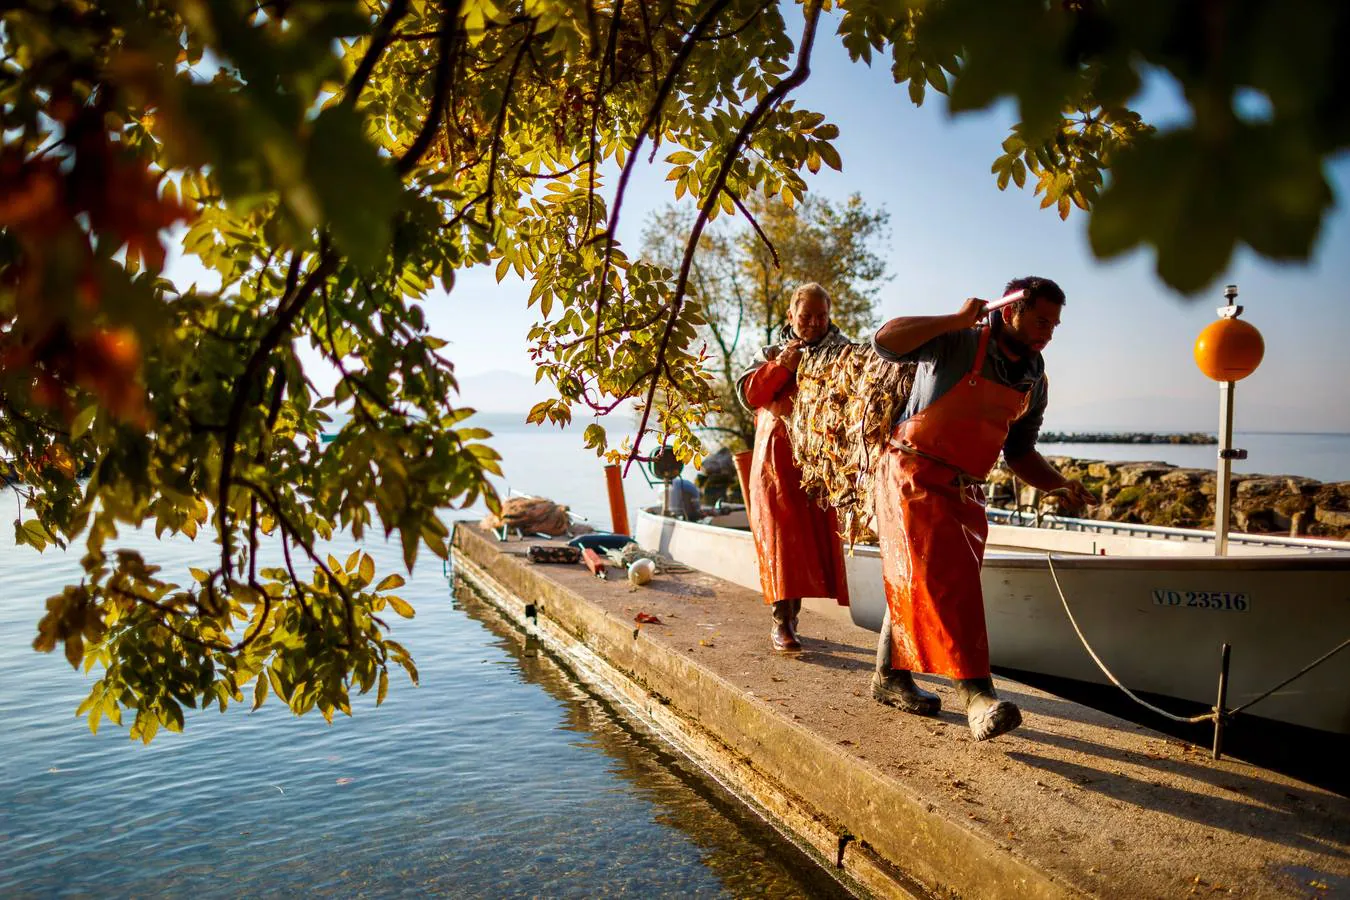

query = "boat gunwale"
[638, 510, 1350, 573]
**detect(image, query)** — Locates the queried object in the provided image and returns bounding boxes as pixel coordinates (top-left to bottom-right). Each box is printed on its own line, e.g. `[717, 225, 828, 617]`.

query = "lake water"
[3, 411, 1345, 897]
[0, 517, 846, 897]
[466, 415, 1350, 522]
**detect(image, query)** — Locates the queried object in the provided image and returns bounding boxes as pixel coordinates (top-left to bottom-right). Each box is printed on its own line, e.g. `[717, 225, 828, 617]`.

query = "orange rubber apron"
[875, 325, 1030, 678]
[747, 381, 850, 607]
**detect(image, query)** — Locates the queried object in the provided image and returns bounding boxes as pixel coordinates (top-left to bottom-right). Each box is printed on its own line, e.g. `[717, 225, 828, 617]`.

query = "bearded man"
[870, 277, 1093, 740]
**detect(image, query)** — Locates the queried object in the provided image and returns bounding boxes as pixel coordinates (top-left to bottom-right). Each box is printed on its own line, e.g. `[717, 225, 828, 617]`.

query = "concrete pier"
[451, 522, 1350, 899]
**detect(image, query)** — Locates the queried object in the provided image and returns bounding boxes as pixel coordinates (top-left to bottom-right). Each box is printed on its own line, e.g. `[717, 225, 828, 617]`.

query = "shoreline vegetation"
[1038, 431, 1217, 445]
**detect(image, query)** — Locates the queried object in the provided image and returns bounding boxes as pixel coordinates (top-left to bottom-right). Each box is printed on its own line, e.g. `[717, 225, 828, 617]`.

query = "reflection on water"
[0, 522, 847, 898]
[449, 575, 851, 899]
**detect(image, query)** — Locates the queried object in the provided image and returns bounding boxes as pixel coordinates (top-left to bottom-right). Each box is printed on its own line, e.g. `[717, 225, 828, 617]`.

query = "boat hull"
[636, 510, 1350, 735]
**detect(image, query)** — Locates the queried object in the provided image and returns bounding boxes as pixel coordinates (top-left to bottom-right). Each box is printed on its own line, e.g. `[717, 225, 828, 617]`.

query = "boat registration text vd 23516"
[1151, 589, 1250, 611]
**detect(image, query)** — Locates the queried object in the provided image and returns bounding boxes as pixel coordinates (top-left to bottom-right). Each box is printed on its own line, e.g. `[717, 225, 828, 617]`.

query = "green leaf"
[376, 573, 405, 591]
[70, 405, 98, 441]
[306, 105, 404, 269]
[387, 595, 415, 618]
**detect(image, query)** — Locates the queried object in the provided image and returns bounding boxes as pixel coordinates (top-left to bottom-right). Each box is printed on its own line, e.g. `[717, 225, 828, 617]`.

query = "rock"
[1315, 507, 1350, 529]
[1117, 463, 1172, 487]
[1160, 469, 1203, 487]
[1087, 461, 1120, 479]
[1285, 476, 1319, 495]
[1236, 477, 1284, 499]
[1236, 508, 1277, 533]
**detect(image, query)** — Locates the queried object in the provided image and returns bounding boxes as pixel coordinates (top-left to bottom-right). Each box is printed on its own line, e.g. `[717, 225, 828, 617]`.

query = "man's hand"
[955, 298, 988, 329]
[777, 339, 805, 372]
[1051, 478, 1096, 512]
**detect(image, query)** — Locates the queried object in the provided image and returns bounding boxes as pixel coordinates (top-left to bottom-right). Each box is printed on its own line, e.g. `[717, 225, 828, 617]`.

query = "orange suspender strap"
[968, 325, 991, 383]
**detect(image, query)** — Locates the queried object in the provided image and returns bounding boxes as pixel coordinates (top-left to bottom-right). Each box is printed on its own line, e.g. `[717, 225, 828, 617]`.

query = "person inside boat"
[870, 277, 1094, 741]
[735, 282, 852, 652]
[667, 464, 704, 522]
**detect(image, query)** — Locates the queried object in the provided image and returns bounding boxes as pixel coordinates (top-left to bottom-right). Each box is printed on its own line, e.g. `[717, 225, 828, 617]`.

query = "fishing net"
[786, 342, 916, 547]
[482, 495, 572, 537]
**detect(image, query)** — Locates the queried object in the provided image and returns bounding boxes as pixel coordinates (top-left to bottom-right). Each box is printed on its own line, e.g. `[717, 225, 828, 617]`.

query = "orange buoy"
[1194, 317, 1264, 382]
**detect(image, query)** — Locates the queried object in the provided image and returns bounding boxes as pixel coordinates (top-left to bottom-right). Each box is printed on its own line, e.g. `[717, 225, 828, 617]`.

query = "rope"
[1045, 554, 1216, 725]
[1045, 553, 1350, 724]
[1228, 635, 1350, 716]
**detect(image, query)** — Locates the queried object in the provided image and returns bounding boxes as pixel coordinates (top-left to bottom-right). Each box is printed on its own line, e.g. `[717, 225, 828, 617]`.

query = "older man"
[736, 283, 851, 651]
[870, 277, 1093, 740]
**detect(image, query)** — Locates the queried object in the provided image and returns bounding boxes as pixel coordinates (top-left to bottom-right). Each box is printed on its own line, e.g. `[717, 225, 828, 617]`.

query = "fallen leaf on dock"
[634, 612, 663, 625]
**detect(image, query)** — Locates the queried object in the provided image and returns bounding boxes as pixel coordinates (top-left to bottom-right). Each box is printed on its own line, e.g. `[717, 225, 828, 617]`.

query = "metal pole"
[1212, 642, 1231, 760]
[1215, 380, 1236, 556]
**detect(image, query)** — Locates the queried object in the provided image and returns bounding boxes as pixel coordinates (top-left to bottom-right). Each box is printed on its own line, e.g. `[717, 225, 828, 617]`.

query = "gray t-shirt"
[871, 324, 1048, 460]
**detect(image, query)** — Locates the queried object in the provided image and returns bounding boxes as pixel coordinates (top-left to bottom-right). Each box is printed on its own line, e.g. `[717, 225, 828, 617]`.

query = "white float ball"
[627, 558, 656, 586]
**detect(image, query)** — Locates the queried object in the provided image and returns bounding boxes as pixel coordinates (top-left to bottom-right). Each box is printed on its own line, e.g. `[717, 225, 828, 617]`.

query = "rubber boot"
[955, 676, 1022, 741]
[770, 600, 801, 652]
[870, 606, 940, 715]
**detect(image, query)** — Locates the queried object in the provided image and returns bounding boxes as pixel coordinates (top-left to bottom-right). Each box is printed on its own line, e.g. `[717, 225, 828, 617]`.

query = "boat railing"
[986, 506, 1349, 552]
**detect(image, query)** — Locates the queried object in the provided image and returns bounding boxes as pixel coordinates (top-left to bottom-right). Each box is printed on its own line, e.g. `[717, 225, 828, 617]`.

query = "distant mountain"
[454, 369, 550, 413]
[455, 369, 641, 420]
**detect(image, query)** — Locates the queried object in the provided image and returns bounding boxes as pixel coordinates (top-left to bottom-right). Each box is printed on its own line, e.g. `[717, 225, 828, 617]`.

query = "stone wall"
[986, 457, 1350, 542]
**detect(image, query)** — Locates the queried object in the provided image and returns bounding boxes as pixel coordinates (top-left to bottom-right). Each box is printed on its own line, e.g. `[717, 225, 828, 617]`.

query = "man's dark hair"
[1003, 276, 1066, 312]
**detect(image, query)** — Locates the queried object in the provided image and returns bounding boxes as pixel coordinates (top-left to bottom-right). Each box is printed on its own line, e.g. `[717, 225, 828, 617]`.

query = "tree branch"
[592, 0, 734, 356]
[728, 190, 779, 267]
[397, 0, 464, 177]
[629, 1, 823, 467]
[343, 0, 411, 108]
[483, 26, 533, 224]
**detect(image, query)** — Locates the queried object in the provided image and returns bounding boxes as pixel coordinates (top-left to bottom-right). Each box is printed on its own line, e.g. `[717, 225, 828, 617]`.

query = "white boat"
[635, 507, 1350, 735]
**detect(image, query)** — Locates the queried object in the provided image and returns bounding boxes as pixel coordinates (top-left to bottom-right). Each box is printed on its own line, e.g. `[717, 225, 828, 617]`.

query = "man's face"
[1007, 296, 1062, 353]
[790, 294, 831, 344]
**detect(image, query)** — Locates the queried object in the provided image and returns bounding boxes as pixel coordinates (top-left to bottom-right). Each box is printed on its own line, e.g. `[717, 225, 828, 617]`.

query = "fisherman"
[870, 277, 1093, 740]
[736, 283, 852, 651]
[667, 463, 704, 522]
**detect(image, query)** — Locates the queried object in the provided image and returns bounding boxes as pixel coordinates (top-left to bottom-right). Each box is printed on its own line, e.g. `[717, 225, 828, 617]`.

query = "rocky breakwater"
[987, 457, 1350, 541]
[1039, 431, 1216, 444]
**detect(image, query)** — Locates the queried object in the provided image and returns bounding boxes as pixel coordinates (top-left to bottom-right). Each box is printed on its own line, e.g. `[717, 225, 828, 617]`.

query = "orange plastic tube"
[604, 463, 630, 535]
[733, 449, 754, 514]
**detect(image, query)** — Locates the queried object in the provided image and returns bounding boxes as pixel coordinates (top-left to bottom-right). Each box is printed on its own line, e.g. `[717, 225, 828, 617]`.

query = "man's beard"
[993, 312, 1033, 358]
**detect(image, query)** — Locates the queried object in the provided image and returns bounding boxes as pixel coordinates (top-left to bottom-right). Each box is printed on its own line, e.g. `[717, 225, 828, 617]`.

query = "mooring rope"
[1045, 553, 1350, 725]
[1227, 635, 1350, 716]
[1044, 553, 1215, 724]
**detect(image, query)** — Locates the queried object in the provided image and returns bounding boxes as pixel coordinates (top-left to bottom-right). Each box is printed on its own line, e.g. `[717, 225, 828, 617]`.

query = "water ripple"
[0, 524, 845, 898]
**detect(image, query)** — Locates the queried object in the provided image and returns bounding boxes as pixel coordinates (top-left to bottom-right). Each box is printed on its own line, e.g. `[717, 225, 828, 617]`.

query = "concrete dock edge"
[452, 523, 1080, 899]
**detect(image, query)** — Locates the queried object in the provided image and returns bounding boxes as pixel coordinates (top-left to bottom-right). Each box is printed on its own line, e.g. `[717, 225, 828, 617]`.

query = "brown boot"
[955, 677, 1022, 741]
[872, 607, 940, 714]
[770, 600, 801, 652]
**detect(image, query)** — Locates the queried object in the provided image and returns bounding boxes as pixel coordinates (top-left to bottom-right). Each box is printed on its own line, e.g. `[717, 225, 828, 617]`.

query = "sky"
[170, 10, 1350, 435]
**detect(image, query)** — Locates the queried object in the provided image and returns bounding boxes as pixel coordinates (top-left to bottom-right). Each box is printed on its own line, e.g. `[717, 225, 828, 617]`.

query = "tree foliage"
[2, 0, 1347, 739]
[642, 193, 888, 448]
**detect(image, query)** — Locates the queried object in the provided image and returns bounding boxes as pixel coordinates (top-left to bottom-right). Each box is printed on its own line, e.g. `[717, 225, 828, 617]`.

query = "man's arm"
[1006, 451, 1095, 509]
[874, 299, 986, 358]
[736, 340, 803, 409]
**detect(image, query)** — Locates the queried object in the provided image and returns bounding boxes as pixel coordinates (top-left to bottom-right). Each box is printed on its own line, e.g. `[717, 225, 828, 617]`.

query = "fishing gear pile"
[786, 342, 916, 546]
